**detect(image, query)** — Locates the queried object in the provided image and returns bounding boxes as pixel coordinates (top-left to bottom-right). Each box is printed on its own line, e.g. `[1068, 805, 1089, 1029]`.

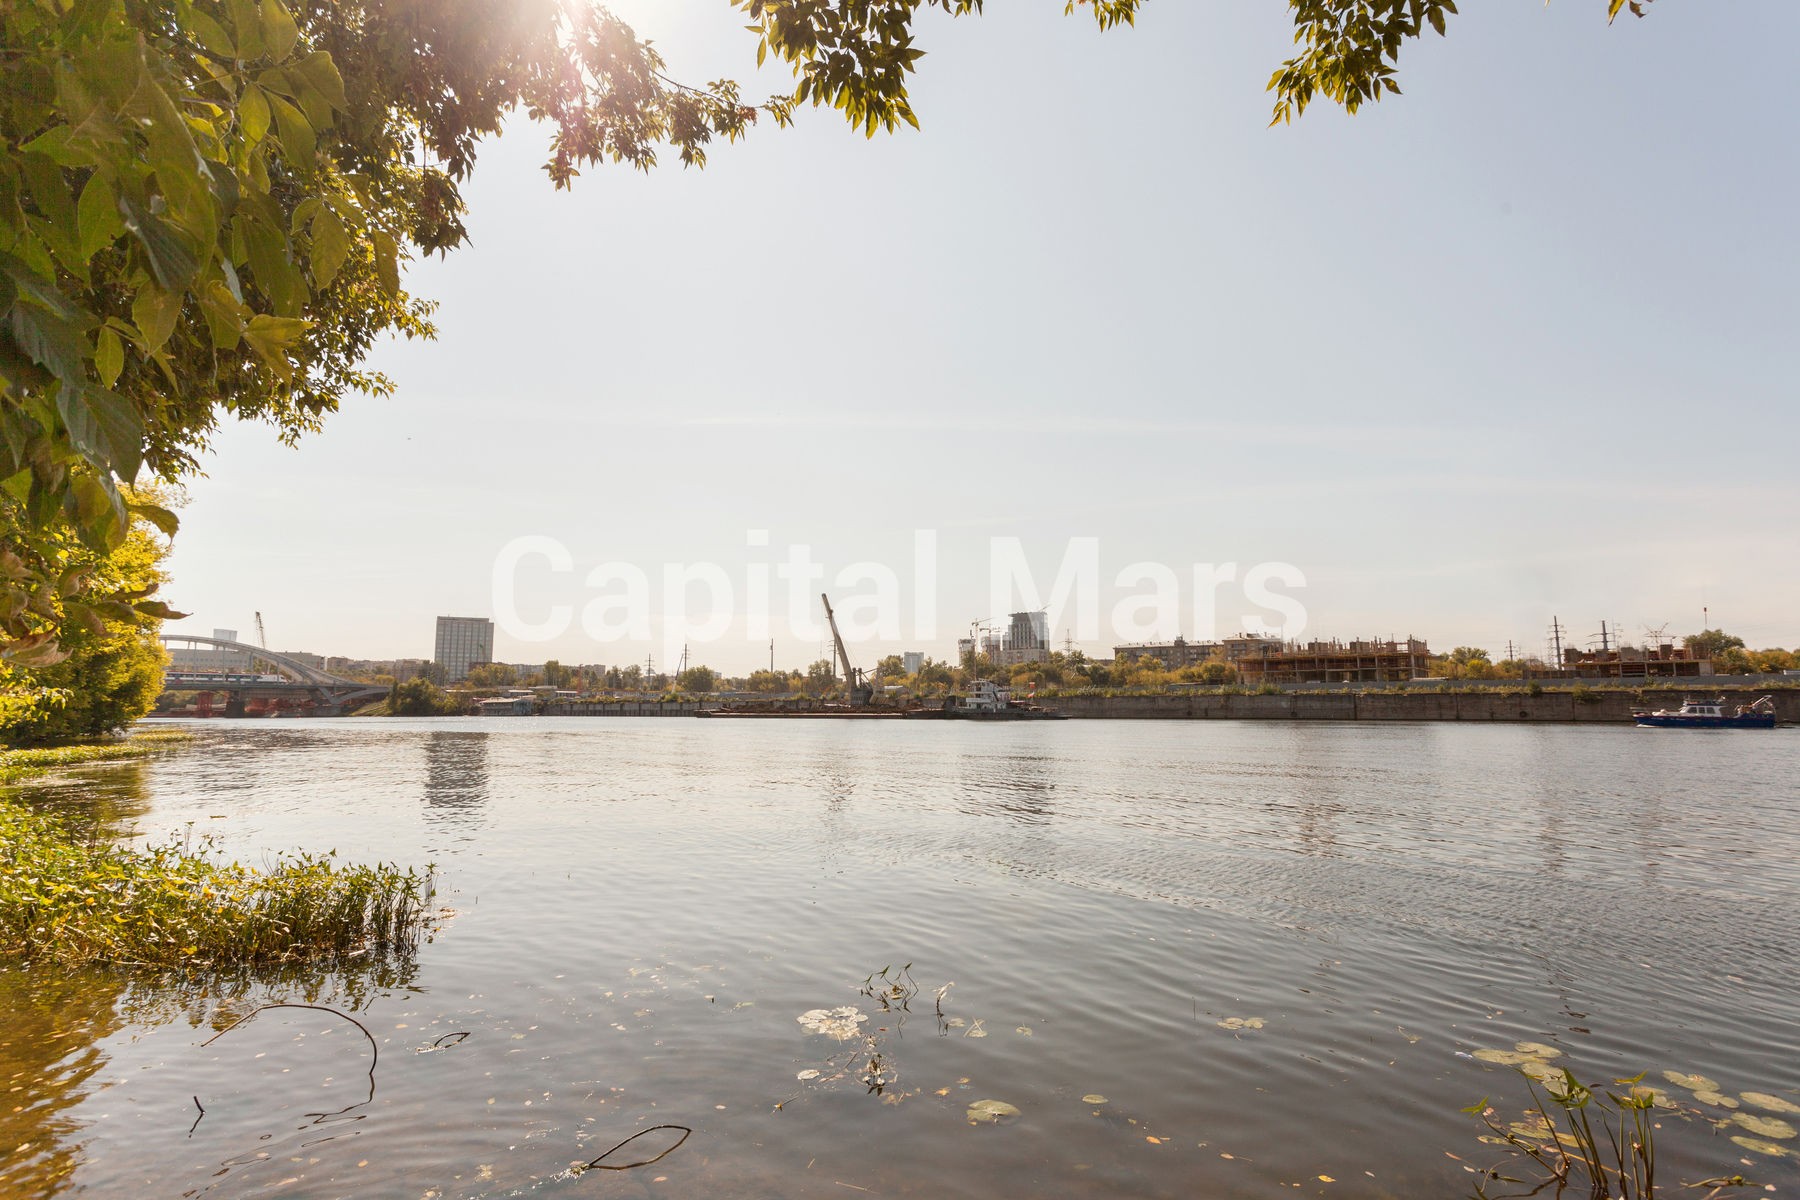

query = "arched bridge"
[157, 634, 390, 718]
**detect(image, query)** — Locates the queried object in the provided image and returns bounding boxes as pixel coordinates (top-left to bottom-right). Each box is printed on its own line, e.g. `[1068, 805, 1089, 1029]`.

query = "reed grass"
[0, 795, 431, 970]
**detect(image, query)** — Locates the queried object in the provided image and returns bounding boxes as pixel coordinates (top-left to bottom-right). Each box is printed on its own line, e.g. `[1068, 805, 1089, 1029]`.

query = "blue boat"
[1633, 695, 1777, 729]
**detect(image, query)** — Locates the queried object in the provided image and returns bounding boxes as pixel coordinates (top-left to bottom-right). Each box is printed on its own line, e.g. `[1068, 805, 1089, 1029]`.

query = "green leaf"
[127, 502, 181, 537]
[9, 301, 87, 386]
[239, 83, 272, 147]
[260, 0, 301, 61]
[56, 385, 144, 481]
[77, 172, 124, 259]
[117, 193, 201, 292]
[370, 228, 399, 297]
[132, 599, 187, 620]
[185, 5, 238, 58]
[267, 92, 315, 175]
[309, 208, 349, 287]
[241, 313, 311, 378]
[229, 0, 267, 59]
[94, 326, 124, 387]
[130, 284, 183, 353]
[291, 53, 347, 112]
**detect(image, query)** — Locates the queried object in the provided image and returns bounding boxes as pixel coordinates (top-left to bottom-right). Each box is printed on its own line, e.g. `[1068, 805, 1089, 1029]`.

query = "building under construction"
[1234, 638, 1432, 685]
[1113, 634, 1284, 670]
[1546, 644, 1713, 679]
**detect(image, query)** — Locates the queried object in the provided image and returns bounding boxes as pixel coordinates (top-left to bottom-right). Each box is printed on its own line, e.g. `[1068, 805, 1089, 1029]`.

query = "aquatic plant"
[0, 730, 192, 784]
[0, 796, 432, 969]
[1465, 1067, 1759, 1200]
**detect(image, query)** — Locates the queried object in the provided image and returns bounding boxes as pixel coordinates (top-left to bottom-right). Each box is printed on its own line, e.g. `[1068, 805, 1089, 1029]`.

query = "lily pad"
[1742, 1092, 1800, 1115]
[1729, 1135, 1792, 1159]
[1514, 1041, 1562, 1060]
[1628, 1085, 1677, 1109]
[1473, 1048, 1528, 1066]
[1732, 1113, 1798, 1140]
[1081, 1094, 1108, 1106]
[1664, 1071, 1719, 1092]
[1693, 1090, 1740, 1110]
[967, 1099, 1021, 1125]
[1519, 1060, 1561, 1083]
[1217, 1017, 1266, 1031]
[796, 1007, 869, 1041]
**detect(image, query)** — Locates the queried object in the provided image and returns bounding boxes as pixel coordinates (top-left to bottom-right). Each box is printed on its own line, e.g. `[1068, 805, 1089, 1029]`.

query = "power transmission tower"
[1546, 616, 1567, 667]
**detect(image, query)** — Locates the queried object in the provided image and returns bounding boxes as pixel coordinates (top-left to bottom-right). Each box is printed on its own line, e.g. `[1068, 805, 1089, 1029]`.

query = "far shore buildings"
[1113, 634, 1284, 671]
[433, 616, 495, 683]
[1115, 635, 1432, 683]
[1235, 638, 1433, 685]
[961, 611, 1052, 667]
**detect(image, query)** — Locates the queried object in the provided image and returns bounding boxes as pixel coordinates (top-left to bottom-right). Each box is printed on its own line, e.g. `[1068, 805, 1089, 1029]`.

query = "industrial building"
[434, 616, 495, 683]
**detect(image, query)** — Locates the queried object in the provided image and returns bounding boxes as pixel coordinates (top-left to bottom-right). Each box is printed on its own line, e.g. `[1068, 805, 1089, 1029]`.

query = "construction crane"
[820, 593, 873, 707]
[254, 611, 267, 649]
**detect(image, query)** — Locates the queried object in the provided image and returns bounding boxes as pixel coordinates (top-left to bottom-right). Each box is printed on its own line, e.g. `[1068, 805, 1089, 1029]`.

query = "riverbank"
[1046, 687, 1800, 723]
[0, 730, 195, 784]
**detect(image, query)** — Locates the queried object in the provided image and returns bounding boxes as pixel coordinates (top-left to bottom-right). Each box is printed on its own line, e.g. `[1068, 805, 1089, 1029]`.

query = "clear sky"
[162, 0, 1800, 673]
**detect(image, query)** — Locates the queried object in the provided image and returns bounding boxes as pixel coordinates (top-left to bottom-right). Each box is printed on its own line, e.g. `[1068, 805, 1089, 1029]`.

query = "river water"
[3, 718, 1798, 1199]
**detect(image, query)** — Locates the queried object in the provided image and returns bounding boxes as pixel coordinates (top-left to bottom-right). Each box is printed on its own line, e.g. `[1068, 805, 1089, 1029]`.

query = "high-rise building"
[901, 651, 925, 675]
[434, 616, 494, 683]
[994, 611, 1049, 666]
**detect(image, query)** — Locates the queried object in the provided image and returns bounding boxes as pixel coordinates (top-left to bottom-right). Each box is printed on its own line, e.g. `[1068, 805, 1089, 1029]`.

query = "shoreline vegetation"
[1, 731, 433, 971]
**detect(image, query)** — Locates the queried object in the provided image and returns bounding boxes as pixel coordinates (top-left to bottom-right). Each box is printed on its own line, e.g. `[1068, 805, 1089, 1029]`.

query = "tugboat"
[1632, 695, 1777, 729]
[940, 678, 1066, 721]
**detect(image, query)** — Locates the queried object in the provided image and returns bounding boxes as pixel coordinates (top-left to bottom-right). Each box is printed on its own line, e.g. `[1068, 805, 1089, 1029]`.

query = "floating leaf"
[1473, 1049, 1528, 1066]
[796, 1069, 820, 1081]
[1742, 1093, 1800, 1115]
[1514, 1041, 1562, 1059]
[967, 1099, 1020, 1125]
[796, 1007, 867, 1041]
[1729, 1135, 1792, 1158]
[1081, 1095, 1108, 1106]
[1218, 1017, 1266, 1032]
[1015, 1026, 1033, 1037]
[1664, 1071, 1719, 1092]
[1733, 1113, 1797, 1140]
[1694, 1090, 1740, 1110]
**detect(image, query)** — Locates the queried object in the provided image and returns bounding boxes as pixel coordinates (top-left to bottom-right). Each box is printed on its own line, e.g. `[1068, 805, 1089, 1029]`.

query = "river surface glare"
[4, 718, 1799, 1199]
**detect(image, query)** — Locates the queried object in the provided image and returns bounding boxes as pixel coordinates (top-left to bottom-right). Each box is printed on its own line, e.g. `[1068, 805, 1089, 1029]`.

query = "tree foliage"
[1269, 0, 1654, 124]
[1, 495, 170, 744]
[676, 664, 718, 694]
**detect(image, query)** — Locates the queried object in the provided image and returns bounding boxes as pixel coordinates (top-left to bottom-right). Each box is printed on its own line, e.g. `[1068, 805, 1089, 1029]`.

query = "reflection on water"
[424, 731, 490, 825]
[0, 969, 124, 1199]
[2, 720, 1798, 1200]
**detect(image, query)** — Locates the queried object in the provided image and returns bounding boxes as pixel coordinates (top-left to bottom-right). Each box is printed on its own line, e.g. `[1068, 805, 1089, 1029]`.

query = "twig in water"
[188, 1094, 204, 1136]
[581, 1124, 692, 1171]
[198, 1003, 379, 1123]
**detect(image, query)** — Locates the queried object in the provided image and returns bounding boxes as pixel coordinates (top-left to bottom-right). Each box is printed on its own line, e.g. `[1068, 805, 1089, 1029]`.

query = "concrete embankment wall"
[1048, 690, 1800, 724]
[542, 701, 706, 717]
